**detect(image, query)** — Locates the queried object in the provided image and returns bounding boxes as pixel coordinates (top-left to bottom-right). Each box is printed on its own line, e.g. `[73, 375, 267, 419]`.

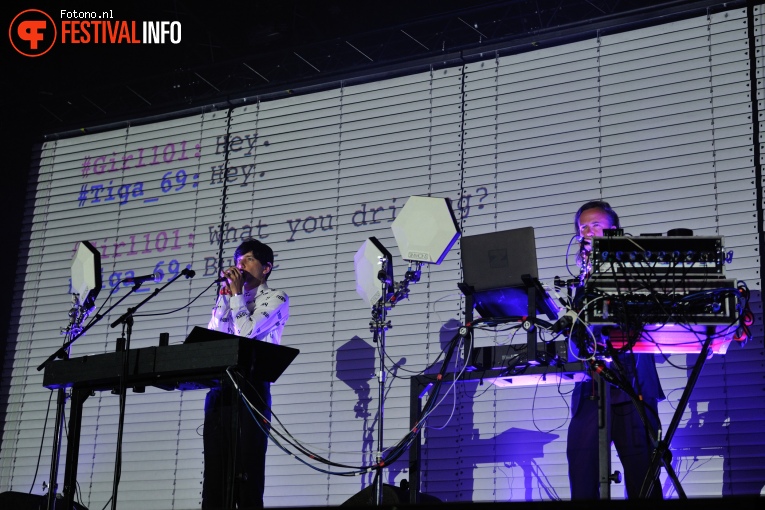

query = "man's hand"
[222, 267, 246, 295]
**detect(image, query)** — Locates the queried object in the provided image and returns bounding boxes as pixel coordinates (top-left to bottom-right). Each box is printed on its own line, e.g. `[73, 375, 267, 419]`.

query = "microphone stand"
[107, 268, 194, 510]
[369, 262, 420, 505]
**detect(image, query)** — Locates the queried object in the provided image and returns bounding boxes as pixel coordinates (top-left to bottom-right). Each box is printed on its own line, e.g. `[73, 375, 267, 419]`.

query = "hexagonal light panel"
[391, 196, 460, 264]
[354, 237, 393, 308]
[71, 240, 102, 309]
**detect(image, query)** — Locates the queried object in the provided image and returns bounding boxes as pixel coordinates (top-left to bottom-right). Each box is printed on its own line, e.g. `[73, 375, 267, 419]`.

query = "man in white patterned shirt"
[203, 238, 289, 509]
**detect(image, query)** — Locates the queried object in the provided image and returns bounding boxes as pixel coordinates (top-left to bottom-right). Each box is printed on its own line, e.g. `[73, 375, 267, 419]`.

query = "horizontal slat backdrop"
[1, 3, 762, 509]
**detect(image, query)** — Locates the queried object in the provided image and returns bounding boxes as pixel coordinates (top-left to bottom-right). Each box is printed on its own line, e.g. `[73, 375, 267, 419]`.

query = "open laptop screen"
[460, 226, 558, 321]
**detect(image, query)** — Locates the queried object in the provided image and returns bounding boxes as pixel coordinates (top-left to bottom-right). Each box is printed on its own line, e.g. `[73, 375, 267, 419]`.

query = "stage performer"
[203, 238, 290, 509]
[566, 200, 664, 500]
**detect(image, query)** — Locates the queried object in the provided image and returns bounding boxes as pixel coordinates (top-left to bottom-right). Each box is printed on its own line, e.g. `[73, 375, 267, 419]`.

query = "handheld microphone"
[214, 269, 249, 283]
[123, 273, 162, 284]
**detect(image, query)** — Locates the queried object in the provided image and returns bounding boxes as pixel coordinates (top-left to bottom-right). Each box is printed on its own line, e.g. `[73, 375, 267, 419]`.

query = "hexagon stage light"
[391, 196, 460, 264]
[354, 237, 393, 308]
[71, 241, 102, 310]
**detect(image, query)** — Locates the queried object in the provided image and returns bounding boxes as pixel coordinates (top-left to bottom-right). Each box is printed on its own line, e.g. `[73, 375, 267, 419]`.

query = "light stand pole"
[45, 294, 89, 510]
[369, 273, 389, 506]
[368, 261, 421, 505]
[39, 240, 102, 510]
[355, 195, 460, 505]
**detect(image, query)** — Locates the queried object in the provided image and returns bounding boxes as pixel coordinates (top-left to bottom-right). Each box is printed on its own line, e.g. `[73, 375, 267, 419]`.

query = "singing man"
[203, 238, 290, 509]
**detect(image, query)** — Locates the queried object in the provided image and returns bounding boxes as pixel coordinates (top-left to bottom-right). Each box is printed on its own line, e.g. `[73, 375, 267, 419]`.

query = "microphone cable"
[228, 328, 466, 476]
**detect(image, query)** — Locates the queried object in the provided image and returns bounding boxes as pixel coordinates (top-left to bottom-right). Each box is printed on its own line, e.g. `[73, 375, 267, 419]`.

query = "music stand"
[184, 326, 299, 383]
[185, 327, 299, 509]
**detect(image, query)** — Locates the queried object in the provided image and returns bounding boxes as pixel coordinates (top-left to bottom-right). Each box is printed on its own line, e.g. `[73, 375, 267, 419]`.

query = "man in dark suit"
[566, 200, 664, 500]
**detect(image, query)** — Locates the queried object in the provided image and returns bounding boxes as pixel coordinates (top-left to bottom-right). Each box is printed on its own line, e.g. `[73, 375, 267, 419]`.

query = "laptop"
[460, 226, 559, 322]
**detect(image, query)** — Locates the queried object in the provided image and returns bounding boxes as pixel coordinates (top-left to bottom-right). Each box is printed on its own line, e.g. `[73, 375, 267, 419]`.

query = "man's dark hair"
[235, 238, 274, 272]
[574, 200, 620, 233]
